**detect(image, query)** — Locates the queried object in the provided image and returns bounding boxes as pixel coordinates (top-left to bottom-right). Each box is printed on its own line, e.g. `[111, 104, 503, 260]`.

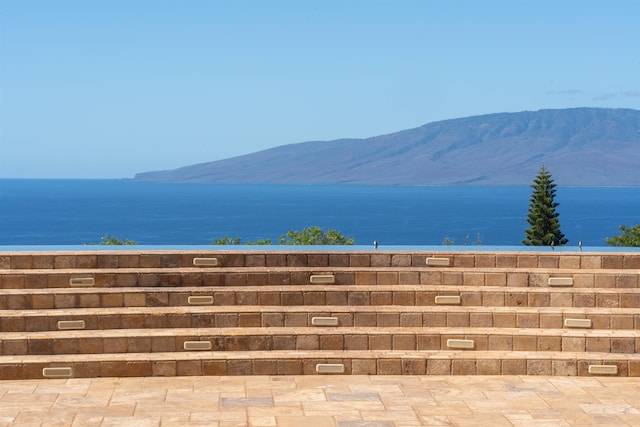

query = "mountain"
[133, 108, 640, 185]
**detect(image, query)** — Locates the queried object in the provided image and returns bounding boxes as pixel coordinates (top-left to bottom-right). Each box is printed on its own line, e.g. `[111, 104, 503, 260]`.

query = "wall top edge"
[0, 245, 638, 255]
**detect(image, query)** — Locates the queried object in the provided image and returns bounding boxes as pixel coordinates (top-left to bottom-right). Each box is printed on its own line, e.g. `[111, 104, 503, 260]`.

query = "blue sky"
[1, 0, 639, 179]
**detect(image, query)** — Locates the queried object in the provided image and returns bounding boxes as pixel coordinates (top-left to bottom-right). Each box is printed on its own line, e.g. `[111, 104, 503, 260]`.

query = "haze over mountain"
[134, 108, 640, 186]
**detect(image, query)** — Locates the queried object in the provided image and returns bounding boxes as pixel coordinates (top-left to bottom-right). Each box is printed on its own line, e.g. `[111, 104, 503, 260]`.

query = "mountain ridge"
[133, 108, 640, 186]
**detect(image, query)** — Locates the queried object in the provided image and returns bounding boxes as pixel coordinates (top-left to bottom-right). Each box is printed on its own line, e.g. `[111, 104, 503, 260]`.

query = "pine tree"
[523, 165, 568, 246]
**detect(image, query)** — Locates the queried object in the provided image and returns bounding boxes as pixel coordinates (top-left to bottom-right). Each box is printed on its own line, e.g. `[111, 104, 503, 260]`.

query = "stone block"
[502, 359, 527, 375]
[344, 335, 368, 350]
[475, 254, 496, 268]
[442, 272, 463, 285]
[402, 358, 426, 375]
[586, 337, 610, 353]
[516, 313, 539, 328]
[353, 312, 376, 326]
[393, 291, 415, 306]
[349, 254, 370, 267]
[559, 256, 581, 269]
[552, 360, 577, 376]
[573, 274, 595, 288]
[623, 255, 640, 269]
[377, 359, 402, 375]
[391, 254, 411, 267]
[562, 337, 586, 352]
[203, 360, 227, 376]
[496, 254, 517, 268]
[488, 335, 512, 351]
[617, 275, 638, 288]
[447, 312, 470, 327]
[506, 292, 527, 307]
[463, 272, 484, 286]
[296, 334, 320, 350]
[377, 313, 400, 327]
[517, 255, 537, 268]
[539, 313, 562, 329]
[538, 255, 559, 268]
[452, 359, 476, 375]
[265, 254, 286, 267]
[416, 334, 441, 350]
[392, 334, 416, 350]
[176, 360, 203, 376]
[377, 272, 398, 286]
[352, 359, 377, 375]
[527, 359, 552, 375]
[581, 256, 601, 269]
[507, 273, 529, 287]
[369, 334, 392, 350]
[277, 360, 302, 375]
[621, 294, 640, 308]
[470, 312, 493, 327]
[596, 293, 619, 308]
[602, 255, 623, 269]
[426, 359, 451, 375]
[398, 271, 420, 285]
[228, 360, 253, 376]
[252, 360, 277, 376]
[308, 253, 329, 267]
[483, 292, 505, 306]
[549, 293, 572, 307]
[484, 273, 507, 286]
[286, 254, 307, 267]
[537, 336, 561, 351]
[420, 271, 442, 285]
[370, 254, 391, 267]
[611, 338, 635, 353]
[493, 313, 516, 328]
[370, 292, 392, 305]
[476, 359, 501, 375]
[572, 293, 595, 307]
[153, 361, 177, 376]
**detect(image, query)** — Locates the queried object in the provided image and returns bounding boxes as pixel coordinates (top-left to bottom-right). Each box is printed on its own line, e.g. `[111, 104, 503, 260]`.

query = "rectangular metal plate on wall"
[188, 295, 214, 305]
[57, 320, 86, 330]
[426, 257, 450, 266]
[446, 339, 475, 349]
[42, 367, 73, 378]
[435, 295, 461, 305]
[310, 274, 336, 284]
[588, 365, 618, 375]
[315, 363, 345, 374]
[548, 277, 574, 287]
[311, 317, 339, 326]
[193, 257, 219, 266]
[69, 277, 95, 286]
[183, 341, 213, 351]
[564, 318, 592, 328]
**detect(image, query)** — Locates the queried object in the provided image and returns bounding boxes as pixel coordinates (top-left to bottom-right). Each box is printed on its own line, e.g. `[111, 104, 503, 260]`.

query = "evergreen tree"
[523, 166, 568, 246]
[606, 224, 640, 247]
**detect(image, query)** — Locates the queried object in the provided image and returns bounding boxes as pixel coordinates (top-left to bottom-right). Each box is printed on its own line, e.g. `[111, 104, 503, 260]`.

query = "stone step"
[3, 267, 640, 289]
[2, 305, 638, 332]
[1, 350, 638, 379]
[3, 251, 640, 270]
[1, 285, 639, 310]
[3, 326, 639, 356]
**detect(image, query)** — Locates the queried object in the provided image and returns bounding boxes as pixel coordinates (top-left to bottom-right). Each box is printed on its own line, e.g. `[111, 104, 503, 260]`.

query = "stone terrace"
[1, 250, 640, 380]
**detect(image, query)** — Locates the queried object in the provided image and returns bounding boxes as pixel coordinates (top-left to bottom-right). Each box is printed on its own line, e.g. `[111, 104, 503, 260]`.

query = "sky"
[1, 0, 639, 179]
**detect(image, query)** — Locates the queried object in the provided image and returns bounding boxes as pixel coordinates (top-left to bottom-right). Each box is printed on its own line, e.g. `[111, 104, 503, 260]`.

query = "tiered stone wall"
[1, 250, 639, 379]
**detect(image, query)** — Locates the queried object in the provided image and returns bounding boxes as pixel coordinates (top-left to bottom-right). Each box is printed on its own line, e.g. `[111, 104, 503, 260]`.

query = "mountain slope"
[133, 108, 640, 185]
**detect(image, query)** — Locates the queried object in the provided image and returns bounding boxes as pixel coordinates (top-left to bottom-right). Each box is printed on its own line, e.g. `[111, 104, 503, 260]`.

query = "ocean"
[0, 179, 638, 248]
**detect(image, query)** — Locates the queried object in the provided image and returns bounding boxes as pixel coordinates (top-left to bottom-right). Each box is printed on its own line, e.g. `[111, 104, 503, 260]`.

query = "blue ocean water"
[0, 179, 638, 247]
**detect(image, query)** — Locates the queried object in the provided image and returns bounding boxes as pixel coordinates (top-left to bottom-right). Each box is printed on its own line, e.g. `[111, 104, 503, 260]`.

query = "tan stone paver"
[1, 375, 640, 426]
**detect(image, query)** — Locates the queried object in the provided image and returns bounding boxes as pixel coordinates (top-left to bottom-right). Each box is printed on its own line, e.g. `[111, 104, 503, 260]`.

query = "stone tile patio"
[1, 375, 640, 426]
